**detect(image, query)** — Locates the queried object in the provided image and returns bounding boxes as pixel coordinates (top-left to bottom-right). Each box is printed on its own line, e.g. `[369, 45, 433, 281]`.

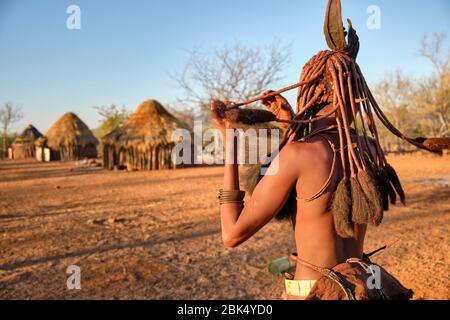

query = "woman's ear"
[323, 0, 347, 50]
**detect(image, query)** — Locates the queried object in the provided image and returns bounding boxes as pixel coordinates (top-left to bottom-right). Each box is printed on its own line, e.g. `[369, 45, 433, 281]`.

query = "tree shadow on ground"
[0, 226, 220, 271]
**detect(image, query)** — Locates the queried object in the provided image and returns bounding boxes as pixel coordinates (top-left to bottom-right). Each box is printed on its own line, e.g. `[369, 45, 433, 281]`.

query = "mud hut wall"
[125, 147, 133, 170]
[103, 144, 115, 169]
[146, 147, 151, 170]
[103, 144, 109, 169]
[119, 148, 126, 167]
[56, 143, 98, 162]
[151, 145, 157, 170]
[104, 141, 177, 171]
[163, 145, 173, 169]
[82, 143, 98, 159]
[12, 144, 35, 159]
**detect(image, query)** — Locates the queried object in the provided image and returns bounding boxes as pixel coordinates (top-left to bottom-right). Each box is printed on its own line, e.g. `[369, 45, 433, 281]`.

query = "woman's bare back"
[292, 132, 368, 280]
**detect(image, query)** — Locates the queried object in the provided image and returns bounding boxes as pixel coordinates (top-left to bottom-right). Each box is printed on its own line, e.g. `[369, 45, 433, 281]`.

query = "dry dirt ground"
[0, 154, 449, 300]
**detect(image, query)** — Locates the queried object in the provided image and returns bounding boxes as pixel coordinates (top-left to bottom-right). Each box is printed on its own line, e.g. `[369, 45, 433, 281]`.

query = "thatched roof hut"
[102, 99, 192, 171]
[12, 124, 43, 159]
[36, 112, 99, 161]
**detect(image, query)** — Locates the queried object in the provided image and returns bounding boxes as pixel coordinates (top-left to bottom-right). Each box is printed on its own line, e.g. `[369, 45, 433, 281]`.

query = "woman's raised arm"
[211, 100, 301, 247]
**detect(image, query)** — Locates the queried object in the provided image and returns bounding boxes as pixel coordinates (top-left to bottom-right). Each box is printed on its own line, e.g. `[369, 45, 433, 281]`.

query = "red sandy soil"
[0, 154, 449, 299]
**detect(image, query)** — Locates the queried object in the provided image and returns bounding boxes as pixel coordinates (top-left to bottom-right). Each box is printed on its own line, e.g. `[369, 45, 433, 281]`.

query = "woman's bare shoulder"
[282, 138, 332, 166]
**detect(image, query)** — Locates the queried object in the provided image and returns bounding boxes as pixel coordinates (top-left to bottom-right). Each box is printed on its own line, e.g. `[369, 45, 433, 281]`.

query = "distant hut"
[12, 124, 43, 159]
[102, 99, 192, 171]
[36, 112, 99, 161]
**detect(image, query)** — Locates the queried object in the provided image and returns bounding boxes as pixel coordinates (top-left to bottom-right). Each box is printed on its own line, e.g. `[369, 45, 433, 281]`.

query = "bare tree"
[0, 103, 24, 157]
[418, 33, 449, 75]
[373, 70, 419, 151]
[373, 33, 449, 152]
[415, 33, 449, 137]
[172, 40, 291, 121]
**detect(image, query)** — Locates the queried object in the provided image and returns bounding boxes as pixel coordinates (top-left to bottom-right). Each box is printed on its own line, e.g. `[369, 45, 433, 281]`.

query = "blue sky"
[0, 0, 449, 133]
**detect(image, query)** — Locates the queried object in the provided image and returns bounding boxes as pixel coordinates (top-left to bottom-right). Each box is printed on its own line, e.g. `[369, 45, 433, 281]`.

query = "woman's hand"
[210, 99, 237, 163]
[261, 91, 294, 128]
[210, 99, 232, 139]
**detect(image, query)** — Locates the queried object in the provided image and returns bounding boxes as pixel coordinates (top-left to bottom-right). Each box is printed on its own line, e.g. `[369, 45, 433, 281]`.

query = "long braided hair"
[241, 0, 439, 238]
[273, 49, 405, 237]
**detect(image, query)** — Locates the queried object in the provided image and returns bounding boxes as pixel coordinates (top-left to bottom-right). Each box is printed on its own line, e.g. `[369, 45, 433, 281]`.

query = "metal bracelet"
[216, 189, 245, 205]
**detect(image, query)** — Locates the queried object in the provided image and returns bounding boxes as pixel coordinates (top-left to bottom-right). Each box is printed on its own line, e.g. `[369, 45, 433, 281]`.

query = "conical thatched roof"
[45, 112, 98, 149]
[13, 124, 43, 144]
[103, 100, 191, 147]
